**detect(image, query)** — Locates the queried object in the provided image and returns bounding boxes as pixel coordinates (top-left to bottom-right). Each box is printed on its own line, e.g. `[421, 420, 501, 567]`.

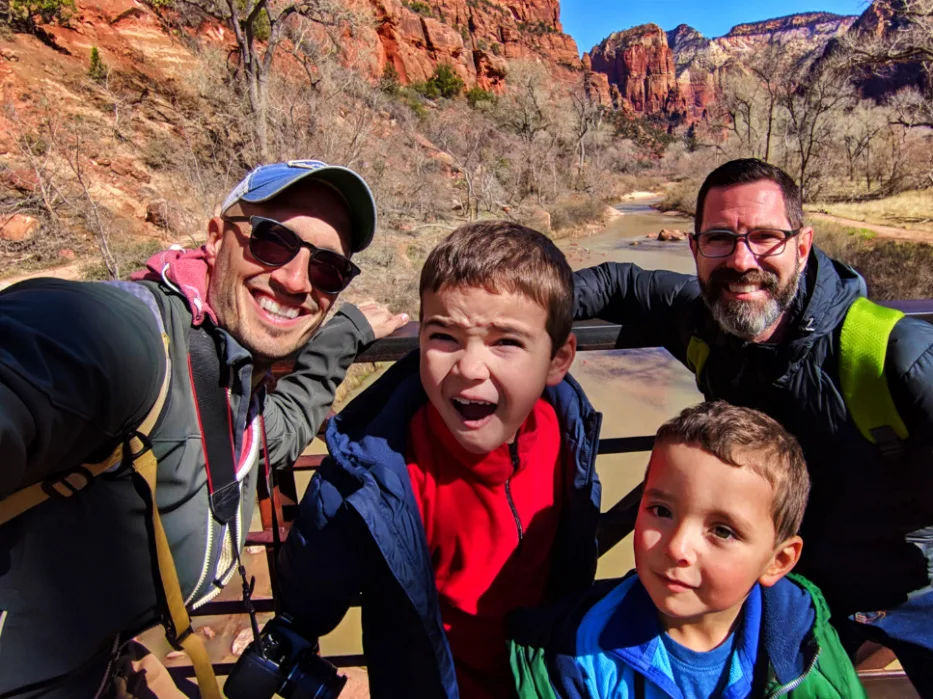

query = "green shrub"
[380, 63, 401, 96]
[490, 42, 502, 56]
[8, 0, 75, 33]
[425, 63, 464, 99]
[404, 0, 432, 16]
[466, 86, 495, 109]
[398, 88, 427, 118]
[88, 47, 107, 82]
[234, 0, 270, 40]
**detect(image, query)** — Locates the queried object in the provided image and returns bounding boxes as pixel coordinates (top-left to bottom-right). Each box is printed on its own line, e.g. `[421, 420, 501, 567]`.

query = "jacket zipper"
[506, 441, 524, 544]
[766, 646, 821, 698]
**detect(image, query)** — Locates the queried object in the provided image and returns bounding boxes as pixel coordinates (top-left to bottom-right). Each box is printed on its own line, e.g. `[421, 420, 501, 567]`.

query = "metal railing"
[180, 302, 933, 681]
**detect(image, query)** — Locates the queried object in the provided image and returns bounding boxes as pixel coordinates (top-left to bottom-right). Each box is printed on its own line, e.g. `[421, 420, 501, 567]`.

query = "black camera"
[224, 614, 347, 699]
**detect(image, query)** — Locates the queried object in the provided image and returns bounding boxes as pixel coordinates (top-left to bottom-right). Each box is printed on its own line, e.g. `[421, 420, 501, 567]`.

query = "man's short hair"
[695, 159, 804, 233]
[654, 401, 810, 543]
[419, 221, 573, 354]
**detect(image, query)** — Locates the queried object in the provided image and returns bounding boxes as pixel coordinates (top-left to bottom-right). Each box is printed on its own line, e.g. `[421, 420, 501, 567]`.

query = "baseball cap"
[220, 160, 377, 253]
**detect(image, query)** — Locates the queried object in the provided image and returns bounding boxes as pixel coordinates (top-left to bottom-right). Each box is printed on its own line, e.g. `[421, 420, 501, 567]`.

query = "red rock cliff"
[356, 0, 582, 90]
[588, 24, 678, 117]
[586, 13, 857, 124]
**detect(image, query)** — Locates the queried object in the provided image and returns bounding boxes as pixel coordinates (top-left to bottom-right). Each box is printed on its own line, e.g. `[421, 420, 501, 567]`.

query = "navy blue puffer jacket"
[277, 352, 602, 699]
[574, 247, 933, 617]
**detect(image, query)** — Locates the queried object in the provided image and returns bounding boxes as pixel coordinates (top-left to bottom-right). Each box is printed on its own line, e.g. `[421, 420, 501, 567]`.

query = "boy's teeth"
[258, 296, 300, 319]
[453, 397, 493, 406]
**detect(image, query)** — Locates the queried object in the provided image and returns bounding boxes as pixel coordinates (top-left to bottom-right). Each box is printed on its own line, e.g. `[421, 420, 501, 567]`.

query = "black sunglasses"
[224, 215, 360, 294]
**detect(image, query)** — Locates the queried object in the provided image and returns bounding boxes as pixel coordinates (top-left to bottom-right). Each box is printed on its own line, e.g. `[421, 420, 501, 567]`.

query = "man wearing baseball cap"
[0, 160, 408, 698]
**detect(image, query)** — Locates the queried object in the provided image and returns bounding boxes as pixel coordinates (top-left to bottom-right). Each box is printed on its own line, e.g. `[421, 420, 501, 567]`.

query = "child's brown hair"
[419, 221, 573, 354]
[654, 401, 810, 543]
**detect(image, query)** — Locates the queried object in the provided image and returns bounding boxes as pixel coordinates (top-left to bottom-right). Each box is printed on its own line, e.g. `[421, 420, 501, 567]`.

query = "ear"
[688, 233, 699, 261]
[204, 217, 226, 267]
[796, 226, 813, 263]
[759, 535, 803, 588]
[546, 332, 577, 387]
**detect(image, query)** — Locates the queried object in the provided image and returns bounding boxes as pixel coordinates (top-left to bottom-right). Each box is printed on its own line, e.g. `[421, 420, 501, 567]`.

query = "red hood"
[131, 246, 217, 327]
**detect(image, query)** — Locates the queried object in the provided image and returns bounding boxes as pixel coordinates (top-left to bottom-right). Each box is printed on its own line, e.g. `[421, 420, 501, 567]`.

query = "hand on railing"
[356, 302, 409, 340]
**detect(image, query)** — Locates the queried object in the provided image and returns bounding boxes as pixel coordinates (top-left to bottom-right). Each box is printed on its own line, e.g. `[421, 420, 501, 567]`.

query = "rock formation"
[362, 0, 583, 90]
[588, 24, 678, 117]
[587, 12, 857, 123]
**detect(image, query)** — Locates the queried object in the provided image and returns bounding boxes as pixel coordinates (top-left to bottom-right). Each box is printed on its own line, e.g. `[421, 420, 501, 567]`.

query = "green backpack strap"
[686, 336, 710, 386]
[839, 297, 908, 458]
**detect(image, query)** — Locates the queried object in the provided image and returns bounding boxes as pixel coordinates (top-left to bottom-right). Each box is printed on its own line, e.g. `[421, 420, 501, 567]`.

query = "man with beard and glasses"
[0, 160, 408, 699]
[573, 158, 933, 696]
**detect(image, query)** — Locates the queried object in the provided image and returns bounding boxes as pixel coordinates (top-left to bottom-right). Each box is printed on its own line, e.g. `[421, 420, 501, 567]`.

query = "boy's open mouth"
[452, 397, 497, 422]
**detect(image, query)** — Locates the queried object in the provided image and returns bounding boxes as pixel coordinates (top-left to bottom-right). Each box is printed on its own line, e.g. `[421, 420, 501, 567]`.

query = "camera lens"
[261, 633, 285, 662]
[282, 652, 347, 699]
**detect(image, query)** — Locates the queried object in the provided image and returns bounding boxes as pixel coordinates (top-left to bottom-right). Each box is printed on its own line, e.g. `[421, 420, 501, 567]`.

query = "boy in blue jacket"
[277, 221, 603, 699]
[511, 401, 865, 699]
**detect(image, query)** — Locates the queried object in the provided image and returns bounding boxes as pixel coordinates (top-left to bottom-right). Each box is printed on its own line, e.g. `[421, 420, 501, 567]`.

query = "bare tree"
[170, 0, 358, 160]
[840, 0, 933, 66]
[781, 65, 856, 198]
[568, 76, 601, 180]
[426, 105, 502, 221]
[838, 100, 889, 188]
[495, 61, 559, 200]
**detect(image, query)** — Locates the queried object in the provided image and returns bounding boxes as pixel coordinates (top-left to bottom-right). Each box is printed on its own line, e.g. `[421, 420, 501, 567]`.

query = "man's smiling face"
[693, 180, 813, 343]
[205, 182, 353, 368]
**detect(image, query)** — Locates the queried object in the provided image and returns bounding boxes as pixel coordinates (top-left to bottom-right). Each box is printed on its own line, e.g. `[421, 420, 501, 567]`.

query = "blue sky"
[560, 0, 871, 54]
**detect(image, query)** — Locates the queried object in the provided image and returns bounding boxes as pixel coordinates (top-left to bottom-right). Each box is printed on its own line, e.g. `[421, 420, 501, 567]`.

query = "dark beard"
[699, 256, 800, 340]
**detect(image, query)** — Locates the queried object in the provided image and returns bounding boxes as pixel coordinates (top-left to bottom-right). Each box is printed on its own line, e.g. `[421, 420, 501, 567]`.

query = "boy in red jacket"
[278, 221, 602, 699]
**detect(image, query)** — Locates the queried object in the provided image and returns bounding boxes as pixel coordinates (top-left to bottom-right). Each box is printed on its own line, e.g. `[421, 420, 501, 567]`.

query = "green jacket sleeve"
[787, 575, 868, 699]
[261, 303, 374, 471]
[0, 279, 166, 498]
[509, 639, 559, 699]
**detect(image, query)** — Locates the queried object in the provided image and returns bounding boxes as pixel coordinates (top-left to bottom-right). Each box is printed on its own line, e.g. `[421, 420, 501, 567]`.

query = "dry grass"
[807, 190, 933, 233]
[815, 220, 933, 300]
[548, 198, 606, 235]
[655, 180, 699, 217]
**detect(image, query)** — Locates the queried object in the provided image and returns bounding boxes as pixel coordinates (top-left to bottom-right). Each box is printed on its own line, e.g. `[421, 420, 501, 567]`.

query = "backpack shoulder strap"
[839, 297, 908, 456]
[0, 338, 172, 528]
[686, 336, 710, 385]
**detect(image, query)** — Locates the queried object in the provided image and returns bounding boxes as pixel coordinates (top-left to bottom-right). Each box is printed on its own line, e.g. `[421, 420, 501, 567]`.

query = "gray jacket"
[0, 277, 373, 697]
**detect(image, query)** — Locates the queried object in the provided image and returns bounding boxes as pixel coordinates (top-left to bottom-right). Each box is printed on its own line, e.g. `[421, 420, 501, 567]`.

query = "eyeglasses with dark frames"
[223, 215, 360, 294]
[691, 228, 802, 259]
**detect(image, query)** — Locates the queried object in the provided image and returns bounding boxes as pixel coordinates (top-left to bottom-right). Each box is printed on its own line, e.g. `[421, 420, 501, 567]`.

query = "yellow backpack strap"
[686, 336, 710, 384]
[0, 333, 172, 528]
[839, 297, 908, 458]
[123, 334, 222, 699]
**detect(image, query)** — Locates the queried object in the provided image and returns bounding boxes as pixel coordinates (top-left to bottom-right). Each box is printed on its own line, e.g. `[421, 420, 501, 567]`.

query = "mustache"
[708, 268, 779, 293]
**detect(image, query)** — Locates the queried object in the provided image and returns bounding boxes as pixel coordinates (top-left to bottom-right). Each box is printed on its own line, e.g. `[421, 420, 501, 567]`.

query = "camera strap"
[236, 426, 276, 654]
[187, 325, 243, 526]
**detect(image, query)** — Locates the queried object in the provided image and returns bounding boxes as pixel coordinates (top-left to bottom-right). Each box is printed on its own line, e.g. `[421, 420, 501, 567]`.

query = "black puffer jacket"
[574, 247, 933, 616]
